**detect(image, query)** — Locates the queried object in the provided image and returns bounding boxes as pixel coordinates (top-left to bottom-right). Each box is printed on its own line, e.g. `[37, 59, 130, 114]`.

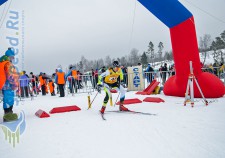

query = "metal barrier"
[121, 70, 175, 90]
[122, 66, 224, 90]
[6, 66, 224, 101]
[66, 75, 95, 95]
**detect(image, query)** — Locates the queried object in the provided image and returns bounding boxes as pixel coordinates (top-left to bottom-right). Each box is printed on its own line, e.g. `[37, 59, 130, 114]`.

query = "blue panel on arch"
[0, 0, 8, 6]
[138, 0, 192, 28]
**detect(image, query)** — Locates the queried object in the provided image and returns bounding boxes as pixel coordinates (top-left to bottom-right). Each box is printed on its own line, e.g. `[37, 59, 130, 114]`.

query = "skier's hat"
[112, 61, 120, 67]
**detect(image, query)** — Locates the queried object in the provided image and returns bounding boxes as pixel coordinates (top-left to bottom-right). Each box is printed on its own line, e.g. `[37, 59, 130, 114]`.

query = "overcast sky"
[0, 0, 225, 74]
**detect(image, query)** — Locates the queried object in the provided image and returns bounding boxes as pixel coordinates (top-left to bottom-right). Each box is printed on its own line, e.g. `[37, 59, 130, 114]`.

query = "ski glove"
[97, 84, 102, 93]
[120, 81, 126, 88]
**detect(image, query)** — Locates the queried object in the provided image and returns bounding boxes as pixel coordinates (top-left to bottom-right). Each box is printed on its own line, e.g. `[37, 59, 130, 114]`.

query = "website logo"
[1, 111, 26, 147]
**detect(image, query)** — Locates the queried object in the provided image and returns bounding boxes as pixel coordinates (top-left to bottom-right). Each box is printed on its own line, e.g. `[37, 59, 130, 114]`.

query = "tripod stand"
[184, 61, 208, 107]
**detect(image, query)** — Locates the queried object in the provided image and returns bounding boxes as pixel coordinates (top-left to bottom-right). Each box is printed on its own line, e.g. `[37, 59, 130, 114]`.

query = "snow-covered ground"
[0, 90, 225, 158]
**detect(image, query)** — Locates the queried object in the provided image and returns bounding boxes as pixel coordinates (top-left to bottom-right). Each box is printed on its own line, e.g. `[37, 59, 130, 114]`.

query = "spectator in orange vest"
[48, 79, 55, 96]
[0, 48, 19, 122]
[65, 66, 77, 93]
[43, 73, 49, 94]
[39, 72, 49, 96]
[55, 68, 65, 97]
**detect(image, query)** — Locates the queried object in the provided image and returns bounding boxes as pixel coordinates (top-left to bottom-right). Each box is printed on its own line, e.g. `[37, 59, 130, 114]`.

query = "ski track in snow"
[0, 92, 225, 158]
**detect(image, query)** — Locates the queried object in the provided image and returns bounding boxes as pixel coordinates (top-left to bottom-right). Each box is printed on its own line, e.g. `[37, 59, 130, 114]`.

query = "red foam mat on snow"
[143, 97, 165, 103]
[49, 105, 81, 114]
[116, 98, 142, 105]
[35, 109, 50, 118]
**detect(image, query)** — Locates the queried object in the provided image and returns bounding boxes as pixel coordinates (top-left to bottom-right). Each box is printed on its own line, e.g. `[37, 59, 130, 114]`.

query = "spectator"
[19, 71, 29, 98]
[94, 69, 98, 89]
[162, 63, 168, 85]
[39, 72, 49, 96]
[30, 72, 38, 94]
[91, 69, 96, 88]
[145, 63, 154, 83]
[101, 66, 106, 73]
[55, 68, 65, 97]
[159, 65, 163, 79]
[121, 66, 128, 87]
[65, 66, 77, 93]
[0, 48, 19, 121]
[213, 60, 219, 76]
[219, 62, 224, 77]
[48, 79, 55, 96]
[77, 70, 83, 89]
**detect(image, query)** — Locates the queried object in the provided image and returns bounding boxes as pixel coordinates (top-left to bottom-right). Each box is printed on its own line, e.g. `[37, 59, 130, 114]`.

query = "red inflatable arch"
[138, 0, 225, 98]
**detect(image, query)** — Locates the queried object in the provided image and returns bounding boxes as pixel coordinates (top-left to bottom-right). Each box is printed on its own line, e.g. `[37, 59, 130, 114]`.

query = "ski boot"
[119, 105, 129, 111]
[100, 106, 106, 114]
[3, 107, 18, 122]
[3, 113, 18, 122]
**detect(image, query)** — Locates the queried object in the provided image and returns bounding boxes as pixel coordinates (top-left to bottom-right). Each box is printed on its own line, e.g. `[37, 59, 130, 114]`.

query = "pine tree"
[215, 37, 225, 62]
[211, 41, 218, 59]
[220, 30, 225, 42]
[141, 52, 148, 67]
[199, 34, 212, 65]
[78, 61, 83, 71]
[81, 56, 88, 72]
[215, 37, 225, 49]
[119, 56, 128, 67]
[164, 51, 173, 61]
[104, 55, 111, 68]
[158, 42, 164, 60]
[147, 41, 154, 65]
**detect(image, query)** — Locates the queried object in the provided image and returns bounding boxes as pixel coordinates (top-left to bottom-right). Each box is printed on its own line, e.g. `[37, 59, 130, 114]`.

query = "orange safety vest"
[57, 72, 65, 84]
[48, 81, 54, 93]
[45, 83, 48, 93]
[0, 61, 9, 89]
[39, 76, 44, 86]
[71, 70, 78, 80]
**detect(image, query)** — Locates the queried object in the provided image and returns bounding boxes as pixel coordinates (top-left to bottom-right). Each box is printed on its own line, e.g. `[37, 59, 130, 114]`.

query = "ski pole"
[110, 95, 113, 106]
[87, 92, 99, 109]
[114, 92, 120, 107]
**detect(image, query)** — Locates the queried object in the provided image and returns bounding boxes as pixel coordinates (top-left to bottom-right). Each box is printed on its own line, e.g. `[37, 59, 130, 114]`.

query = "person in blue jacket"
[145, 63, 154, 83]
[19, 71, 29, 98]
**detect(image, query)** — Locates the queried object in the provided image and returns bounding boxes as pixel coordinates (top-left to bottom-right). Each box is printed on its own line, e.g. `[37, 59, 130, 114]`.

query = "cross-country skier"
[0, 48, 19, 122]
[97, 60, 128, 114]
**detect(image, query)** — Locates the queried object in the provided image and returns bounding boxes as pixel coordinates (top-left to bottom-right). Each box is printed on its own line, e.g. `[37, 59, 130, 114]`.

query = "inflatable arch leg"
[0, 0, 8, 6]
[138, 0, 224, 98]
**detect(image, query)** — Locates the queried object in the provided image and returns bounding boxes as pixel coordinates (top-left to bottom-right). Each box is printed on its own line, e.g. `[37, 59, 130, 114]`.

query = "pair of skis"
[100, 110, 157, 120]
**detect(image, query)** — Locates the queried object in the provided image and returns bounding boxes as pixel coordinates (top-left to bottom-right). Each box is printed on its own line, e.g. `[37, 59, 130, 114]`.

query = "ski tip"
[99, 112, 106, 120]
[101, 115, 106, 120]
